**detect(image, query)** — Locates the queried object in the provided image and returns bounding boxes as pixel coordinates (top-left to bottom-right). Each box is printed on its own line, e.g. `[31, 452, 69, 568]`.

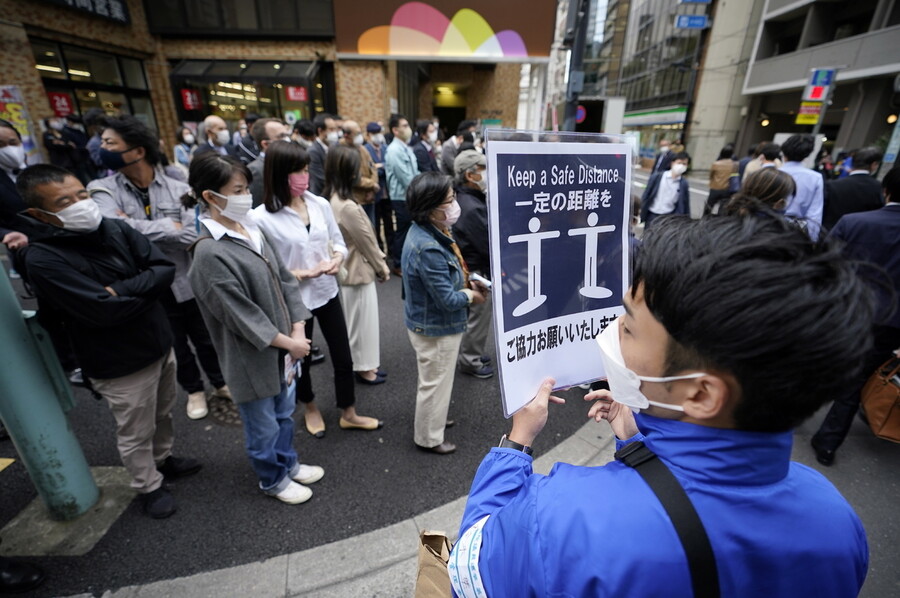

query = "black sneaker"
[142, 486, 176, 519]
[157, 456, 202, 479]
[310, 346, 326, 365]
[461, 365, 494, 379]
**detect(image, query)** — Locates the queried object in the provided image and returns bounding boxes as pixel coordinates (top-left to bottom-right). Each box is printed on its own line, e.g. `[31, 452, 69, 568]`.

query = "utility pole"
[562, 0, 589, 132]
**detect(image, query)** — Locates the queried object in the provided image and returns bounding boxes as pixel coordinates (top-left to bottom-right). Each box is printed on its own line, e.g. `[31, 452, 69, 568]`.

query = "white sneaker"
[213, 385, 232, 400]
[291, 464, 324, 485]
[272, 481, 312, 504]
[186, 391, 208, 420]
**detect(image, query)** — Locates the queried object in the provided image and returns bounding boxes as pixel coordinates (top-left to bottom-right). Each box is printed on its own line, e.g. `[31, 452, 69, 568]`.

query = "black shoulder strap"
[615, 441, 720, 598]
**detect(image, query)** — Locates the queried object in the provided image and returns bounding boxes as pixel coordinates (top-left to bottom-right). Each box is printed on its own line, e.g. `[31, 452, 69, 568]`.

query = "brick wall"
[334, 61, 388, 124]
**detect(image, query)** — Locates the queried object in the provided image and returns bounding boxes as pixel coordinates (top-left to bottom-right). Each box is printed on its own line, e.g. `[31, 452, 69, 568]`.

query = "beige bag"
[414, 530, 452, 598]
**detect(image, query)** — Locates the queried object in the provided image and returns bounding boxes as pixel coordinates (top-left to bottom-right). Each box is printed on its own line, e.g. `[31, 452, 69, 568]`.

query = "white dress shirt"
[249, 192, 348, 310]
[649, 172, 682, 215]
[201, 217, 262, 254]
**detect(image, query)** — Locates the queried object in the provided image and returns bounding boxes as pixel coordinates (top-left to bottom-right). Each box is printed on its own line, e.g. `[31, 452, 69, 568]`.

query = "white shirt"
[249, 192, 348, 310]
[649, 171, 682, 215]
[201, 217, 262, 254]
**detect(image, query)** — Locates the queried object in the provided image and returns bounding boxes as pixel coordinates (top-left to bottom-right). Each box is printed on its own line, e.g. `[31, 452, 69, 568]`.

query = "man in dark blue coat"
[639, 152, 691, 227]
[812, 166, 900, 464]
[822, 146, 883, 231]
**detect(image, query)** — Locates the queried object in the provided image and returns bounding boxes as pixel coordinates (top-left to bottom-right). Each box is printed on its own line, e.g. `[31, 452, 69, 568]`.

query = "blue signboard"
[486, 136, 632, 416]
[675, 15, 709, 29]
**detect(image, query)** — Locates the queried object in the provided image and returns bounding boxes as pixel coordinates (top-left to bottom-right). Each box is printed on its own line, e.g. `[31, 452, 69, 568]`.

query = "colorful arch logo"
[357, 2, 528, 58]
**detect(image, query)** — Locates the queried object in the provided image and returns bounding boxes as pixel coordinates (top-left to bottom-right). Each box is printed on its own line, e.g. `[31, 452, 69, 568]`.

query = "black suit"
[308, 139, 327, 196]
[0, 170, 31, 239]
[192, 141, 238, 161]
[411, 139, 439, 173]
[813, 204, 900, 453]
[822, 172, 882, 231]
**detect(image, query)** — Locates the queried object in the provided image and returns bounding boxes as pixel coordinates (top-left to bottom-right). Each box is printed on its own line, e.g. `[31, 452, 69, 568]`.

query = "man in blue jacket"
[640, 151, 691, 227]
[451, 214, 870, 597]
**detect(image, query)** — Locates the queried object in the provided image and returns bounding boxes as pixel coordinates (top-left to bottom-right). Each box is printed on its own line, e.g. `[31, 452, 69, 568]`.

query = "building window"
[31, 39, 156, 130]
[144, 0, 334, 37]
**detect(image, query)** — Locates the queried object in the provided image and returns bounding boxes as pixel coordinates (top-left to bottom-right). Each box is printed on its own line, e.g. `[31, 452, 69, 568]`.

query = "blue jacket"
[451, 414, 867, 598]
[385, 138, 419, 201]
[401, 221, 469, 336]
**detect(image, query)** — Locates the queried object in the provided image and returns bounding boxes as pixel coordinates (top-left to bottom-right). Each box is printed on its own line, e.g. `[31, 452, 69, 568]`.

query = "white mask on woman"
[434, 199, 461, 227]
[210, 191, 253, 221]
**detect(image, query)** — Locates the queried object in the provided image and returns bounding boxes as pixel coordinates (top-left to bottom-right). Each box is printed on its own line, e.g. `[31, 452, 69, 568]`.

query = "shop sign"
[795, 101, 822, 125]
[181, 89, 203, 111]
[285, 86, 308, 102]
[48, 92, 74, 117]
[0, 86, 41, 159]
[41, 0, 130, 24]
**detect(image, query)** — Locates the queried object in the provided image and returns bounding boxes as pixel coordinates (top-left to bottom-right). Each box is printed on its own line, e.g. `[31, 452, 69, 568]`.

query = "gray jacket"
[88, 170, 198, 302]
[188, 230, 311, 403]
[248, 155, 265, 208]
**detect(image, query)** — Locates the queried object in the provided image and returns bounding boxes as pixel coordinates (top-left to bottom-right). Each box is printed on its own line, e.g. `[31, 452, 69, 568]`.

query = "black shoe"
[0, 421, 8, 441]
[481, 355, 492, 365]
[461, 365, 494, 379]
[416, 441, 457, 455]
[142, 486, 176, 519]
[810, 439, 835, 466]
[355, 373, 386, 385]
[157, 456, 202, 479]
[376, 368, 388, 377]
[445, 419, 456, 429]
[310, 346, 326, 365]
[0, 558, 45, 593]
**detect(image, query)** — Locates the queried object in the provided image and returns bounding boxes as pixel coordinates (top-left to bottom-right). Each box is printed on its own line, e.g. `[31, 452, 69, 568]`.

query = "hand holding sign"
[508, 377, 566, 447]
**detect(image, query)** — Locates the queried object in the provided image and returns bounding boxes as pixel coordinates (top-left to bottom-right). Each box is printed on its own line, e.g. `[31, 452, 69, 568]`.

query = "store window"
[145, 0, 333, 37]
[31, 39, 156, 130]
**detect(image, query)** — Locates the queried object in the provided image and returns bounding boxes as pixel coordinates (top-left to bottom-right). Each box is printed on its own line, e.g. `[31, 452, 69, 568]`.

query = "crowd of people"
[1, 108, 897, 595]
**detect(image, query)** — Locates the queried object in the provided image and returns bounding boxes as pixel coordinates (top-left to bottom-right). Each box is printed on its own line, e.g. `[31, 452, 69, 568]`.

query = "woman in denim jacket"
[402, 172, 486, 455]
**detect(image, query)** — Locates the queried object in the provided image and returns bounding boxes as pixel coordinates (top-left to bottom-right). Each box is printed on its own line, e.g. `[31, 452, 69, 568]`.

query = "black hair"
[16, 164, 78, 209]
[263, 140, 309, 213]
[181, 153, 251, 209]
[0, 118, 22, 140]
[323, 144, 360, 201]
[102, 115, 161, 166]
[632, 215, 875, 432]
[389, 113, 407, 133]
[406, 171, 452, 225]
[175, 126, 193, 144]
[83, 108, 106, 129]
[245, 113, 261, 126]
[415, 119, 432, 139]
[746, 145, 757, 157]
[716, 144, 735, 160]
[294, 119, 315, 137]
[313, 113, 333, 135]
[882, 166, 900, 201]
[781, 134, 815, 162]
[853, 146, 884, 168]
[758, 142, 781, 161]
[457, 120, 477, 135]
[671, 151, 690, 163]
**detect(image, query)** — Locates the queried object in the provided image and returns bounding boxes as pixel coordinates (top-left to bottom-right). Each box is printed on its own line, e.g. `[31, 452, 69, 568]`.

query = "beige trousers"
[341, 281, 380, 372]
[407, 330, 463, 447]
[458, 293, 493, 370]
[90, 350, 177, 493]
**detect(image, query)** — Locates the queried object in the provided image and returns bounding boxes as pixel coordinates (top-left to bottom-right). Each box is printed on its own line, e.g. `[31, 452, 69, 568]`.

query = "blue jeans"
[237, 381, 298, 494]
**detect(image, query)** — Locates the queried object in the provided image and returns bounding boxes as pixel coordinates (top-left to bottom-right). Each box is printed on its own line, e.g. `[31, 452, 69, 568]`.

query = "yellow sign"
[795, 101, 822, 125]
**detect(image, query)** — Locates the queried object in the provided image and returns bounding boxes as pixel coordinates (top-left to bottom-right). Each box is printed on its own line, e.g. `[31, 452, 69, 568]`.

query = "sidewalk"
[64, 422, 619, 598]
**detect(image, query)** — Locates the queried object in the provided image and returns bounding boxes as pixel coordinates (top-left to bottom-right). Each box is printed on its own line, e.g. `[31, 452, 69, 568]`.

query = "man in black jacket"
[822, 147, 883, 231]
[17, 164, 200, 519]
[452, 150, 493, 379]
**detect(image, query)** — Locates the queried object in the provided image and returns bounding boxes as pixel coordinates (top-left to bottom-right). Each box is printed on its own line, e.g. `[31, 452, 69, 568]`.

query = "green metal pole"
[0, 266, 99, 521]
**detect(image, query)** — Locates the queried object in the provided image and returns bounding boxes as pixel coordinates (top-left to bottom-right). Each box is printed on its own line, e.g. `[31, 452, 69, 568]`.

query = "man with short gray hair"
[452, 149, 493, 379]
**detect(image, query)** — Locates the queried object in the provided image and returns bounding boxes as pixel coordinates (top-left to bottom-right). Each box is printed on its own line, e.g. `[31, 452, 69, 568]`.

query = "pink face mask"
[289, 172, 309, 197]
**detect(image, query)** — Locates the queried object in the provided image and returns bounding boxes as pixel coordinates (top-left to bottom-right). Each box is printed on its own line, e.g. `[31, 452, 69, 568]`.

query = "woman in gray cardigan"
[184, 153, 324, 505]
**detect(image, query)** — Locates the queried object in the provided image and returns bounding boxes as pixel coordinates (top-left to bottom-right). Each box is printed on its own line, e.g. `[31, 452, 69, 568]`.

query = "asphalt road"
[1, 272, 596, 597]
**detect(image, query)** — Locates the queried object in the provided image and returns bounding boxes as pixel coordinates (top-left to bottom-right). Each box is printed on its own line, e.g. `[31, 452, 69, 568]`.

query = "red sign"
[285, 86, 308, 102]
[48, 92, 74, 117]
[181, 89, 202, 111]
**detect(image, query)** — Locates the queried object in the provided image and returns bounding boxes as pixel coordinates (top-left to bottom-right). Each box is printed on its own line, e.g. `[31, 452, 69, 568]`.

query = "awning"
[169, 60, 318, 84]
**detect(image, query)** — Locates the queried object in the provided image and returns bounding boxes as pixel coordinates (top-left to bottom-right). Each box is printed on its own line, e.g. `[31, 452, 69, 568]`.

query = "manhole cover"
[208, 395, 242, 427]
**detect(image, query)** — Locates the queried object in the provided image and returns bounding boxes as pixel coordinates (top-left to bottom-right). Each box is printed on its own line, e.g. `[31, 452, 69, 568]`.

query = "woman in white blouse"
[324, 145, 391, 385]
[250, 141, 382, 437]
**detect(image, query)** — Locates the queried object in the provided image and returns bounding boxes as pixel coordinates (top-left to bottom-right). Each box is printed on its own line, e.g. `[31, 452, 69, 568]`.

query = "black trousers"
[375, 197, 395, 253]
[390, 200, 412, 269]
[161, 291, 226, 393]
[296, 294, 355, 409]
[813, 325, 900, 451]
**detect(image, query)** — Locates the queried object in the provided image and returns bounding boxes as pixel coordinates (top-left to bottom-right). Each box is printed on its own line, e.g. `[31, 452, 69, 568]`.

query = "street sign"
[795, 101, 822, 125]
[802, 69, 835, 102]
[674, 15, 709, 29]
[486, 132, 632, 416]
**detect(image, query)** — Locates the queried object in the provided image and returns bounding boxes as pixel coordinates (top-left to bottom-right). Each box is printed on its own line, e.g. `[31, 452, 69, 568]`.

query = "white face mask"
[353, 133, 364, 146]
[473, 170, 487, 193]
[0, 144, 25, 171]
[215, 129, 231, 146]
[210, 191, 253, 221]
[295, 137, 312, 149]
[659, 145, 670, 153]
[42, 199, 102, 233]
[596, 316, 705, 413]
[183, 134, 195, 146]
[434, 199, 461, 227]
[671, 163, 688, 176]
[326, 131, 340, 146]
[373, 133, 385, 145]
[428, 131, 438, 144]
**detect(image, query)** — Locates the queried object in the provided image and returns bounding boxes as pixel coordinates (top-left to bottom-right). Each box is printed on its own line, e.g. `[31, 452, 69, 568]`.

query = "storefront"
[30, 37, 157, 130]
[622, 106, 687, 164]
[168, 59, 336, 129]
